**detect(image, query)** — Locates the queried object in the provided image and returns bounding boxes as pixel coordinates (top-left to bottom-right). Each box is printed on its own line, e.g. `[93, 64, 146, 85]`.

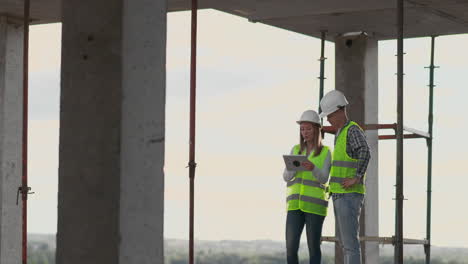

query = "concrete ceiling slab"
[1, 0, 468, 40]
[169, 0, 468, 40]
[254, 5, 468, 40]
[0, 0, 60, 24]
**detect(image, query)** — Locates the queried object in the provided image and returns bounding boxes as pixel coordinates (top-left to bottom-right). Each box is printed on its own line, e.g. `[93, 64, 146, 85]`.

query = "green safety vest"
[286, 145, 330, 216]
[329, 121, 366, 194]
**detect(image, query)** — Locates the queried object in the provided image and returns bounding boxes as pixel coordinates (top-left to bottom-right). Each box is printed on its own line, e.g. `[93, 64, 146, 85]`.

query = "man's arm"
[348, 125, 371, 179]
[342, 126, 371, 188]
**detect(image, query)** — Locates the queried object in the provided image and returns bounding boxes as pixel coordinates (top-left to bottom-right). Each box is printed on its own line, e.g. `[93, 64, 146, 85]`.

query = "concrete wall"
[335, 33, 379, 264]
[56, 0, 166, 263]
[0, 16, 23, 264]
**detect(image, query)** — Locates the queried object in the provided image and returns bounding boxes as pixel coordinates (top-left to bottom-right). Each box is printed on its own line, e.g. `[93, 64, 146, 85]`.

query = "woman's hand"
[301, 160, 315, 171]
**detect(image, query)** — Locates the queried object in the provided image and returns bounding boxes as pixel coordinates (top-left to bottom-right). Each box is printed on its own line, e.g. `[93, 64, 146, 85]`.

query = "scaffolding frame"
[19, 0, 33, 264]
[188, 1, 198, 264]
[186, 0, 436, 263]
[317, 16, 437, 264]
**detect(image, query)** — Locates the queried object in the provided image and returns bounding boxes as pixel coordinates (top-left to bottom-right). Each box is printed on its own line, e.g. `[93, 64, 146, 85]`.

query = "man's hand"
[342, 177, 360, 189]
[301, 161, 315, 171]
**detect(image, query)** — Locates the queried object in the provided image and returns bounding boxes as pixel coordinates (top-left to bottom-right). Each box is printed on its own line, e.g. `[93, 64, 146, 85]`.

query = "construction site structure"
[319, 34, 436, 264]
[0, 0, 462, 263]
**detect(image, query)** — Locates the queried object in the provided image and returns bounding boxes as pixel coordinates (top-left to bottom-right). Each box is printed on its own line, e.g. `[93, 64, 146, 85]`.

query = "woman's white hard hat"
[319, 90, 349, 118]
[296, 110, 321, 126]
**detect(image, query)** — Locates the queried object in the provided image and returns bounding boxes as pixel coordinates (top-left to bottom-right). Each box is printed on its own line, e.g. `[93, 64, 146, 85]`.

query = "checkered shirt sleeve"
[347, 125, 371, 178]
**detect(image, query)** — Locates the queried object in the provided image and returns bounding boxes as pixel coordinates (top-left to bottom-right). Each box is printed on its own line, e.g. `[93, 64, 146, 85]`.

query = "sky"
[26, 10, 468, 249]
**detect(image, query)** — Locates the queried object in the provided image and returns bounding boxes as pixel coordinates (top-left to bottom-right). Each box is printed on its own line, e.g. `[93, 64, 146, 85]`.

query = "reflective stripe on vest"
[332, 160, 358, 169]
[329, 121, 366, 194]
[287, 178, 326, 190]
[286, 144, 330, 216]
[286, 194, 329, 208]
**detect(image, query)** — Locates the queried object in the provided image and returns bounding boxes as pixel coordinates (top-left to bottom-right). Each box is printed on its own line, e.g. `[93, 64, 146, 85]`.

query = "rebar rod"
[22, 0, 30, 263]
[189, 0, 198, 263]
[425, 35, 436, 264]
[319, 31, 326, 118]
[395, 0, 405, 262]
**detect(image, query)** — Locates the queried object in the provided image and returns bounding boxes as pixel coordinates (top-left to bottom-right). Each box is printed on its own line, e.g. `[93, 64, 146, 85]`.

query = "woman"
[283, 110, 331, 264]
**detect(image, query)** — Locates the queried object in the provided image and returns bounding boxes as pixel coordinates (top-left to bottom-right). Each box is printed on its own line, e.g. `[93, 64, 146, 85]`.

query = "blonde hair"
[299, 123, 323, 157]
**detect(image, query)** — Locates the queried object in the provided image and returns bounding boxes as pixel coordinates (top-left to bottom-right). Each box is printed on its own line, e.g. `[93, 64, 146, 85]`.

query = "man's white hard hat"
[296, 110, 321, 126]
[319, 90, 349, 118]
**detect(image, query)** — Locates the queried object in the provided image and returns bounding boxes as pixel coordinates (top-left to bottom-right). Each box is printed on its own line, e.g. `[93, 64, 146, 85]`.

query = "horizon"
[28, 233, 468, 252]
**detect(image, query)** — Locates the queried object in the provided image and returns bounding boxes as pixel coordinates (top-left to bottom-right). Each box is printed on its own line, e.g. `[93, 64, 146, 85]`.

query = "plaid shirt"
[334, 120, 371, 178]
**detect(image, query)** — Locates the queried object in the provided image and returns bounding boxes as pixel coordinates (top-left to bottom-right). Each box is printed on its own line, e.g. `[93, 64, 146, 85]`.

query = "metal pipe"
[189, 0, 198, 263]
[425, 35, 436, 264]
[318, 30, 326, 120]
[395, 0, 405, 262]
[365, 123, 397, 130]
[379, 134, 425, 140]
[22, 0, 30, 263]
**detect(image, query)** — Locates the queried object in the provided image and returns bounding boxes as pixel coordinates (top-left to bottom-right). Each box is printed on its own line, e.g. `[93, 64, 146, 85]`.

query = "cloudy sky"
[27, 10, 468, 249]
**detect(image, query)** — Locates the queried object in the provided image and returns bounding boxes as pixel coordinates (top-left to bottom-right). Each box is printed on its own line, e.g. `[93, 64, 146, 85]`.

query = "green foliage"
[379, 256, 465, 264]
[28, 242, 54, 264]
[27, 240, 467, 264]
[165, 252, 465, 264]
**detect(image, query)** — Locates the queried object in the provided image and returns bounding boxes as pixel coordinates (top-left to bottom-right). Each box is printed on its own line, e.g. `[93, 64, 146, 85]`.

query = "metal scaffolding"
[19, 0, 33, 263]
[186, 0, 436, 263]
[318, 2, 437, 262]
[188, 0, 198, 264]
[320, 35, 437, 261]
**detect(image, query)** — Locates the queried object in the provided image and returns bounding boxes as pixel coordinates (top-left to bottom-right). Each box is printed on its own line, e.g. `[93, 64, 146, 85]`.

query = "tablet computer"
[283, 155, 310, 171]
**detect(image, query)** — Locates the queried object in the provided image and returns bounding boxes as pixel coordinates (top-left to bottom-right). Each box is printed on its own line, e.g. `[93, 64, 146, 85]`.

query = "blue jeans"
[286, 210, 325, 264]
[333, 193, 364, 264]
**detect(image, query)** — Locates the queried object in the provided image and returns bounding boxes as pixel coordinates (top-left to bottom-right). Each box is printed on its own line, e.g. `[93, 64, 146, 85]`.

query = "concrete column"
[56, 0, 166, 263]
[0, 17, 23, 264]
[334, 33, 379, 264]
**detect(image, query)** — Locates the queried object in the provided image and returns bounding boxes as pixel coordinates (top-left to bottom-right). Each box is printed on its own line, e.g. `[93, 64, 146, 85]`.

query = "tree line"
[27, 242, 464, 264]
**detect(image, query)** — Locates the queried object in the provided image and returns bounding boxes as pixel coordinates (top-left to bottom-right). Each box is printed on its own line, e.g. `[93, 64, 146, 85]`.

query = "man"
[319, 90, 371, 264]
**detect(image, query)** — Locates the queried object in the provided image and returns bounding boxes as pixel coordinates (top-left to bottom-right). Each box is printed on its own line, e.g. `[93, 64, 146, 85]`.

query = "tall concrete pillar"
[0, 16, 23, 264]
[56, 0, 166, 263]
[334, 33, 379, 264]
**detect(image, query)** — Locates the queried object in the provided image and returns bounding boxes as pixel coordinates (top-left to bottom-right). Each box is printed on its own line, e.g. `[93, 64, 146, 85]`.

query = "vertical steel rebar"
[395, 0, 405, 263]
[318, 31, 326, 119]
[425, 36, 436, 264]
[22, 0, 30, 263]
[189, 0, 198, 263]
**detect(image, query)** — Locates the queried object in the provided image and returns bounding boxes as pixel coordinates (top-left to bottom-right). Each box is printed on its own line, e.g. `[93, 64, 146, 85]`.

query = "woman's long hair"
[299, 123, 323, 157]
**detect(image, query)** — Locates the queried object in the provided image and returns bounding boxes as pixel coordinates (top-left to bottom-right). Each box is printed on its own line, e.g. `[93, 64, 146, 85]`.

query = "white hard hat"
[319, 90, 349, 118]
[296, 110, 321, 126]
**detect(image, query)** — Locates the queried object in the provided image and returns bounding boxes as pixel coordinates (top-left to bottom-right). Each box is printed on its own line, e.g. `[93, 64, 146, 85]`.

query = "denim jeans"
[286, 210, 325, 264]
[333, 193, 365, 264]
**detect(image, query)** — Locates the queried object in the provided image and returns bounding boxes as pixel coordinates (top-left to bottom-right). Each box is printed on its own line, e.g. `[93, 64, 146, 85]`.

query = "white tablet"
[283, 154, 310, 171]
